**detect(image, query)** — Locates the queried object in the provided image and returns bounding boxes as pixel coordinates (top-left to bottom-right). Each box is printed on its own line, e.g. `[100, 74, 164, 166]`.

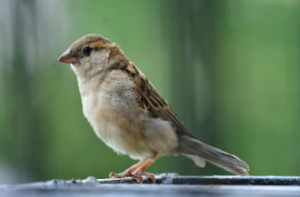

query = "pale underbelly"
[93, 119, 155, 160]
[81, 89, 178, 161]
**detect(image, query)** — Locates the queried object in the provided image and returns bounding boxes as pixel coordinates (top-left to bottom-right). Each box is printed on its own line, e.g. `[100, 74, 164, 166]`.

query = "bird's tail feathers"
[179, 136, 249, 176]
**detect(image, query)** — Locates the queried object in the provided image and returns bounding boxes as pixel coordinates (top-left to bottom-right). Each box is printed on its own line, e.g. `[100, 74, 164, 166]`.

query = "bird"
[58, 34, 249, 183]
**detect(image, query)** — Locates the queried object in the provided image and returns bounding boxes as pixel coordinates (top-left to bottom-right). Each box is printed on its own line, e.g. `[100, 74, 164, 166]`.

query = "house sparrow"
[58, 34, 249, 183]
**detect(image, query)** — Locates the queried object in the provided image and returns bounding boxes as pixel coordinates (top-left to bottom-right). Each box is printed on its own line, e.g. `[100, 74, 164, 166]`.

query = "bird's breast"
[80, 81, 154, 160]
[78, 70, 178, 160]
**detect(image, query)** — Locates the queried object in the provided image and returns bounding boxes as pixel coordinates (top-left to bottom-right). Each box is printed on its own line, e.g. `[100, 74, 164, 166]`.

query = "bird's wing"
[113, 61, 196, 139]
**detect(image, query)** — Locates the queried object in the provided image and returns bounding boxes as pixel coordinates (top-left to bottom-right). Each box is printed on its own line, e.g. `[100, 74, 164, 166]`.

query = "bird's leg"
[109, 159, 148, 179]
[109, 155, 160, 183]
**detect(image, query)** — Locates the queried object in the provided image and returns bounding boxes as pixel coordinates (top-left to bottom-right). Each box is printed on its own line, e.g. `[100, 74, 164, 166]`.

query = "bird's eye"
[83, 47, 92, 56]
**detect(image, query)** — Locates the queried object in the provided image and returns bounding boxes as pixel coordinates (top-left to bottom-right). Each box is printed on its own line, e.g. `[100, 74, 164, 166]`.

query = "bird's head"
[58, 34, 125, 79]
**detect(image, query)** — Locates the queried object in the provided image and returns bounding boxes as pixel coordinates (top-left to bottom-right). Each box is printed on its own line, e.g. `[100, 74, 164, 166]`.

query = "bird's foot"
[109, 170, 143, 183]
[109, 169, 156, 184]
[109, 155, 160, 184]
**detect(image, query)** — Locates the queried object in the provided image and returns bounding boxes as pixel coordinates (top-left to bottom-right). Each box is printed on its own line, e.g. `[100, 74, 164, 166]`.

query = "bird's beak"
[58, 49, 77, 64]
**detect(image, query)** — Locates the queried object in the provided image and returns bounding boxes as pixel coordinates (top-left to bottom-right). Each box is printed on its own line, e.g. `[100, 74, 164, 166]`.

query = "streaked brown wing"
[113, 61, 196, 139]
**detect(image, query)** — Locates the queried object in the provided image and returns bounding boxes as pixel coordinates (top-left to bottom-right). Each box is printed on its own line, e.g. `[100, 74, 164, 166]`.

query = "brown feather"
[112, 61, 196, 139]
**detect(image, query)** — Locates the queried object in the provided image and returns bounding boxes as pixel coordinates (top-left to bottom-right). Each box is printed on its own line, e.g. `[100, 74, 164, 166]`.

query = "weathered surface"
[169, 175, 300, 185]
[1, 174, 300, 197]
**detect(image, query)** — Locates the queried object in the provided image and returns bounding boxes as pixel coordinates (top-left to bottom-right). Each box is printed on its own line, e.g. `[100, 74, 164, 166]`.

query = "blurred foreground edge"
[1, 173, 300, 188]
[1, 174, 300, 197]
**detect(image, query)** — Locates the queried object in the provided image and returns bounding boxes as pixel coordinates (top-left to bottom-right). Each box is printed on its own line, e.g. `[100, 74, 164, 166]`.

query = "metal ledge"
[1, 174, 300, 197]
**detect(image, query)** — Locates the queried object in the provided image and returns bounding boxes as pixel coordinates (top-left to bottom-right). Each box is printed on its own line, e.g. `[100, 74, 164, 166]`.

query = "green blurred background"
[0, 0, 300, 183]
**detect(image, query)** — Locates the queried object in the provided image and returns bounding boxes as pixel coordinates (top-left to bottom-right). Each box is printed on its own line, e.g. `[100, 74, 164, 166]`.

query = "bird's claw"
[109, 170, 155, 184]
[109, 172, 120, 178]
